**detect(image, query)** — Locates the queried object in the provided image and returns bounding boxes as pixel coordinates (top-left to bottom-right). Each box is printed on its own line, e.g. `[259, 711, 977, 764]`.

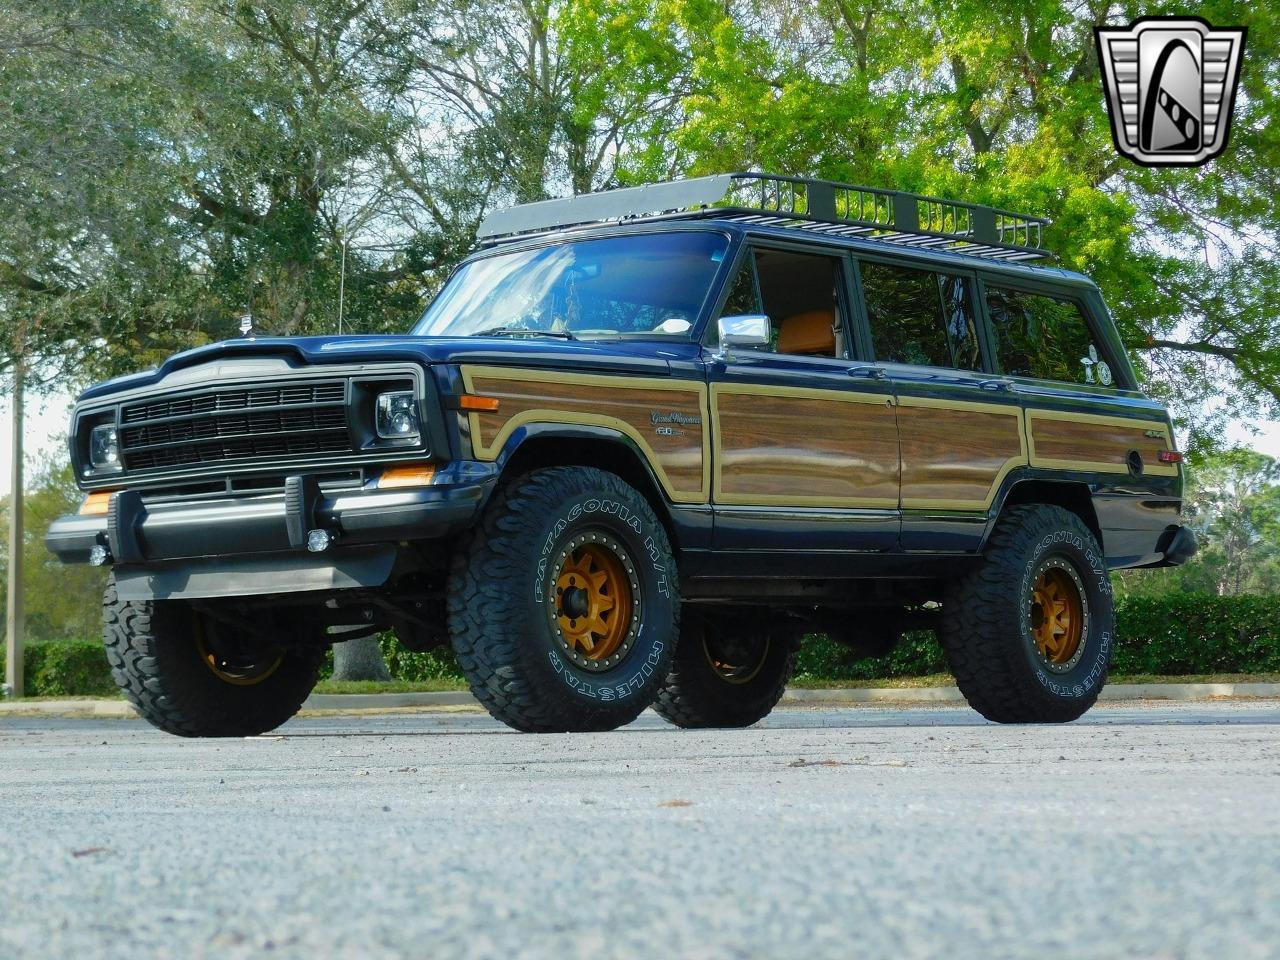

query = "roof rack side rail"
[476, 171, 1051, 261]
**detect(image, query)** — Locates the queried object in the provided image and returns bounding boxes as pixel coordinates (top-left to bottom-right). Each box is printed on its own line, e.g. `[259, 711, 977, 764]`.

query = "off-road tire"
[940, 504, 1115, 723]
[447, 466, 679, 732]
[654, 616, 798, 728]
[103, 578, 325, 737]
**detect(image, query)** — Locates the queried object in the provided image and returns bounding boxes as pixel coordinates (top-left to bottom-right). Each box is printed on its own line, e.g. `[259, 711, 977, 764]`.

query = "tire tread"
[939, 504, 1109, 724]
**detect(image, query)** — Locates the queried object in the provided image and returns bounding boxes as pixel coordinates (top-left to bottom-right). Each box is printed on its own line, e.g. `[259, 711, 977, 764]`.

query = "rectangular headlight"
[375, 391, 420, 441]
[89, 424, 122, 473]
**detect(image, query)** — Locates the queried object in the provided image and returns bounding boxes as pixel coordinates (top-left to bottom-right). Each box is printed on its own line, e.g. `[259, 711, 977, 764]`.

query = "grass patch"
[790, 673, 956, 689]
[0, 693, 125, 702]
[788, 672, 1280, 689]
[313, 678, 469, 695]
[1108, 672, 1280, 685]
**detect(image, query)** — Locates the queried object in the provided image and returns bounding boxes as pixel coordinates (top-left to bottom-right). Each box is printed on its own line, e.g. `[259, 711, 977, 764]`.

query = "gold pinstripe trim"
[459, 365, 1177, 513]
[710, 381, 899, 508]
[1026, 409, 1179, 478]
[460, 365, 712, 503]
[894, 395, 1028, 511]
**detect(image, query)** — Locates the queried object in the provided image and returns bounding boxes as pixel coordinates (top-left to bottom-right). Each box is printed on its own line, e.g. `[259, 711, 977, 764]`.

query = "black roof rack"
[476, 172, 1051, 262]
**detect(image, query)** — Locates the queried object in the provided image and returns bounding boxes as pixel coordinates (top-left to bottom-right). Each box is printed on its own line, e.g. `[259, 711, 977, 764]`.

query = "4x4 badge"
[1095, 17, 1246, 167]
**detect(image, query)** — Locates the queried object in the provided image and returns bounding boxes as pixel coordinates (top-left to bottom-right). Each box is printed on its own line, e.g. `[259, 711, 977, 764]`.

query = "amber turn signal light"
[1157, 450, 1183, 464]
[79, 491, 115, 516]
[458, 394, 501, 412]
[376, 463, 437, 489]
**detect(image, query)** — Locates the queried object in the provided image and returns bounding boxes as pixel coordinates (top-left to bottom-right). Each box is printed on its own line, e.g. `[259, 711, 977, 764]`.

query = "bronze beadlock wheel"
[653, 617, 797, 729]
[194, 624, 284, 687]
[703, 632, 770, 685]
[939, 503, 1115, 724]
[1029, 558, 1089, 673]
[101, 577, 325, 737]
[448, 466, 678, 733]
[545, 532, 642, 673]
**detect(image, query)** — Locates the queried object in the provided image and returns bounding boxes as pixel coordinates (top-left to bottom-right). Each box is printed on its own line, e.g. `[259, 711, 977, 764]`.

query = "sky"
[3, 385, 1280, 498]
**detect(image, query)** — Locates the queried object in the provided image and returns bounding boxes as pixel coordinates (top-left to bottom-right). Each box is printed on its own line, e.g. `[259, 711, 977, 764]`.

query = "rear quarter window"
[985, 285, 1111, 385]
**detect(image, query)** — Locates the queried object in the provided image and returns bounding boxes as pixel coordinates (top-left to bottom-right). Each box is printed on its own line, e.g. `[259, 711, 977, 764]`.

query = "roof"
[477, 172, 1052, 262]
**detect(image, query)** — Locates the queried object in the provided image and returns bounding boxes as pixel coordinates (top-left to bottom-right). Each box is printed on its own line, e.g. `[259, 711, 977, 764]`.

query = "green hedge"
[1109, 593, 1280, 675]
[0, 639, 117, 697]
[793, 592, 1280, 682]
[4, 593, 1279, 697]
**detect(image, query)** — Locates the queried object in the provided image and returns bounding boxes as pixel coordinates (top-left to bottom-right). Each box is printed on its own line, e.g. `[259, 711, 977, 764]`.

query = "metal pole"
[337, 235, 348, 335]
[5, 355, 25, 698]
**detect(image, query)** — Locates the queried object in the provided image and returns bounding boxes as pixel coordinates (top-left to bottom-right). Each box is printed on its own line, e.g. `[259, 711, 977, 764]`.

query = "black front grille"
[118, 379, 353, 474]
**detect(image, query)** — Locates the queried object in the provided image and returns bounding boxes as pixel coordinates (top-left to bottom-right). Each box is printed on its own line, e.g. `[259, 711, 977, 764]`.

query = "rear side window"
[986, 285, 1105, 384]
[859, 261, 980, 370]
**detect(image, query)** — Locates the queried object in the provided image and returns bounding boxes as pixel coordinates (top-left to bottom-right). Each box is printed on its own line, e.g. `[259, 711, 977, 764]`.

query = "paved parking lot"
[2, 701, 1279, 959]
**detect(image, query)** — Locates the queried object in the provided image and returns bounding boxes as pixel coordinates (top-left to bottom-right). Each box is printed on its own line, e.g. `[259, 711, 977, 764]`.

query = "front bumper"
[46, 468, 496, 568]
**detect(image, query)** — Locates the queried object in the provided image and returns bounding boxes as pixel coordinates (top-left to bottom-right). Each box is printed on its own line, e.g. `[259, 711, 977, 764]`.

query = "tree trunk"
[331, 634, 391, 682]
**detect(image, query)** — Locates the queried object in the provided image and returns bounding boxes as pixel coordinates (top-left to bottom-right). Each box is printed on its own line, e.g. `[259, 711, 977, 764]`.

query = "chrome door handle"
[848, 365, 888, 380]
[978, 378, 1015, 392]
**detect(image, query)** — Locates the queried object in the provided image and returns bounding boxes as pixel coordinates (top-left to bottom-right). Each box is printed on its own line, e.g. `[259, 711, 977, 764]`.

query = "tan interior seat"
[777, 310, 837, 356]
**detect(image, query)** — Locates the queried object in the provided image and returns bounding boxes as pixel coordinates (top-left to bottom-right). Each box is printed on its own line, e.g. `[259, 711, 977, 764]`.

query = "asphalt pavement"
[2, 701, 1279, 960]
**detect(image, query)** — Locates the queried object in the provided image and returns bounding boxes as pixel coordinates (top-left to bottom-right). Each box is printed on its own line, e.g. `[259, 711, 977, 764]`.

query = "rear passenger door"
[708, 243, 900, 553]
[854, 257, 1027, 552]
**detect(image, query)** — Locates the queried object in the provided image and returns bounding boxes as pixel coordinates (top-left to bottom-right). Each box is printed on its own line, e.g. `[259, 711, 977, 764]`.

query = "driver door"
[708, 244, 901, 553]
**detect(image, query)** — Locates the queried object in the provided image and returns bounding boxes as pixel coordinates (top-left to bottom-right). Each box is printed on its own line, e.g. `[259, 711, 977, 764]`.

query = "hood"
[78, 334, 703, 402]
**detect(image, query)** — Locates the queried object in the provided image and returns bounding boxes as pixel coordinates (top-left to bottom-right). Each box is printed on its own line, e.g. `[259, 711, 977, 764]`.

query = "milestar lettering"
[1025, 527, 1115, 698]
[548, 637, 666, 700]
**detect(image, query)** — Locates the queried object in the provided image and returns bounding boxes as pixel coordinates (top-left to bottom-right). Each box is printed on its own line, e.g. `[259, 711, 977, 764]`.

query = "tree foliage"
[659, 0, 1279, 451]
[0, 460, 107, 642]
[1117, 448, 1280, 597]
[1, 0, 1276, 440]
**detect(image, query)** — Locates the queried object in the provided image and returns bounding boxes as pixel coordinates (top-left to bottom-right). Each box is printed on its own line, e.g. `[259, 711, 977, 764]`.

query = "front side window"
[860, 261, 980, 370]
[714, 248, 846, 358]
[986, 285, 1103, 384]
[413, 232, 729, 339]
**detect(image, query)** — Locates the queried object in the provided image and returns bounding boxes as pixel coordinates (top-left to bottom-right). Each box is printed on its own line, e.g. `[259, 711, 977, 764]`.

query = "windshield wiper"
[471, 326, 577, 340]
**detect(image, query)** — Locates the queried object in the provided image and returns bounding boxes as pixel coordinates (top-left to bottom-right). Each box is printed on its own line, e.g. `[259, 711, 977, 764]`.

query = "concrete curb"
[304, 691, 478, 709]
[784, 682, 1280, 703]
[0, 699, 141, 718]
[3, 682, 1280, 718]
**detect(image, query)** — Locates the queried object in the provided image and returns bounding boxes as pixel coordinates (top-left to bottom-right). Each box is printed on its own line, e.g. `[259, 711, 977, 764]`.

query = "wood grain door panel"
[712, 384, 899, 507]
[896, 397, 1027, 510]
[1027, 410, 1177, 477]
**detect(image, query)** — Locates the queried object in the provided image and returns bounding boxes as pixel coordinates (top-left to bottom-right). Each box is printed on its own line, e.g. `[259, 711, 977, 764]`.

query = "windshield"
[412, 231, 729, 339]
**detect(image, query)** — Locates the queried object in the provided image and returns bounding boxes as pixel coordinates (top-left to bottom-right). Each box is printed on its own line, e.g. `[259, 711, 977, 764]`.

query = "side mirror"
[717, 314, 771, 350]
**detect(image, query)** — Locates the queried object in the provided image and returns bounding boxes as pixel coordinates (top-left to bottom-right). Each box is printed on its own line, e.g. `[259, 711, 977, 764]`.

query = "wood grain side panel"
[463, 370, 709, 501]
[713, 388, 899, 506]
[897, 402, 1025, 509]
[1029, 413, 1176, 476]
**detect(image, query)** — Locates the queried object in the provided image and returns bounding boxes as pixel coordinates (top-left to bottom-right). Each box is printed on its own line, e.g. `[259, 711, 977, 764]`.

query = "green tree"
[0, 459, 107, 643]
[1186, 450, 1280, 596]
[1117, 448, 1280, 597]
[659, 0, 1280, 448]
